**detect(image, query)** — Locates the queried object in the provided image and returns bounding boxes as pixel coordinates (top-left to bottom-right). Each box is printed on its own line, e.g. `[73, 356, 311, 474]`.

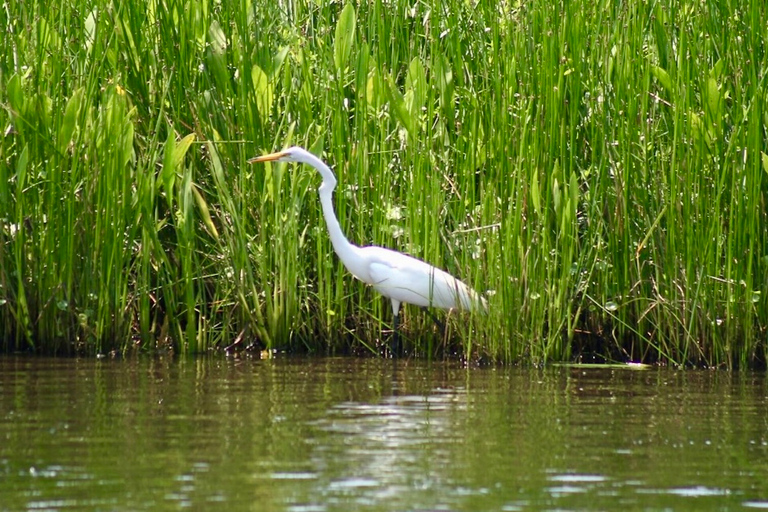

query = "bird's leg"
[388, 299, 402, 357]
[422, 307, 446, 337]
[390, 313, 400, 357]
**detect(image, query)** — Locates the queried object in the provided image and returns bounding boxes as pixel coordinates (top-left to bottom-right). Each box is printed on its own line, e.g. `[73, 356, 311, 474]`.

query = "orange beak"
[247, 151, 288, 164]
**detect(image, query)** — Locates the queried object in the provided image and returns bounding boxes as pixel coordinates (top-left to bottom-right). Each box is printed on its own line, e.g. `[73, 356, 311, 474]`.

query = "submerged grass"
[1, 0, 767, 367]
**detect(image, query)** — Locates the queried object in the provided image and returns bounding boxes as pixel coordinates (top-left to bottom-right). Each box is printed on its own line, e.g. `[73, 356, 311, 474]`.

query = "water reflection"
[1, 356, 767, 510]
[310, 386, 470, 507]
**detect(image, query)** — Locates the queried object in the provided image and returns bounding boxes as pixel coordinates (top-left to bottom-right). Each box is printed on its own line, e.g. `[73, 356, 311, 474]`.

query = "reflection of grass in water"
[1, 0, 766, 367]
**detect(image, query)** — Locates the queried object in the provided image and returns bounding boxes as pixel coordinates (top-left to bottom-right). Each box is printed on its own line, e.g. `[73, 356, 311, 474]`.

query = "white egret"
[248, 146, 486, 352]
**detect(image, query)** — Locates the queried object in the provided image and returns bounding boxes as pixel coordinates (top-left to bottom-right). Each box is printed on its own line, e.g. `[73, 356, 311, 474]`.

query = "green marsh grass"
[1, 0, 767, 367]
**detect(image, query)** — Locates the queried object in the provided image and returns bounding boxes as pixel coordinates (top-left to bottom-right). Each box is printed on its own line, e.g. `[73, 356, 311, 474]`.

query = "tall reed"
[1, 0, 766, 367]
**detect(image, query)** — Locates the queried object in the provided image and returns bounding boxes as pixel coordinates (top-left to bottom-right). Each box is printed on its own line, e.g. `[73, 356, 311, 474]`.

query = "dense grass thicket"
[1, 0, 767, 366]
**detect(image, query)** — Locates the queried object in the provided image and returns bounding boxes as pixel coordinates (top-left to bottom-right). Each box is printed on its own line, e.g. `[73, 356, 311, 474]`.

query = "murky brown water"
[0, 356, 767, 510]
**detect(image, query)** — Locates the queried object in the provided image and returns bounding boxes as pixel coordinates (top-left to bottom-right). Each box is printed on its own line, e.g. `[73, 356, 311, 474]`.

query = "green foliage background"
[1, 0, 767, 366]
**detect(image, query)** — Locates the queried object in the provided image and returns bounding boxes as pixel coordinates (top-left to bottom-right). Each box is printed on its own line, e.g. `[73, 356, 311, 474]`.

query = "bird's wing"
[366, 249, 482, 310]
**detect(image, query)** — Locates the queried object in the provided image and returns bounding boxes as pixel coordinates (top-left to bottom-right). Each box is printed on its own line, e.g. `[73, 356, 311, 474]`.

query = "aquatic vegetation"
[0, 0, 766, 367]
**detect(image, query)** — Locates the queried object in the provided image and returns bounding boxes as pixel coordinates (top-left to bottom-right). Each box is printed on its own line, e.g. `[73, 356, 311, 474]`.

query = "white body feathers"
[249, 146, 486, 320]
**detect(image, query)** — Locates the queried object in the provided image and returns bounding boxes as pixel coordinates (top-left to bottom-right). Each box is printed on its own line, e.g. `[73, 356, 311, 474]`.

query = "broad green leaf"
[652, 5, 669, 69]
[333, 3, 356, 74]
[689, 111, 702, 132]
[366, 71, 377, 107]
[705, 77, 721, 120]
[530, 169, 540, 215]
[569, 170, 579, 214]
[309, 132, 324, 160]
[709, 58, 724, 80]
[650, 65, 672, 94]
[16, 144, 29, 192]
[208, 20, 227, 57]
[33, 93, 53, 136]
[273, 46, 290, 76]
[207, 21, 228, 90]
[561, 198, 571, 234]
[192, 185, 219, 239]
[59, 87, 84, 154]
[366, 65, 384, 109]
[84, 9, 97, 53]
[162, 131, 176, 195]
[37, 17, 61, 52]
[434, 53, 455, 131]
[761, 152, 768, 175]
[405, 57, 427, 121]
[179, 167, 193, 231]
[355, 43, 370, 98]
[207, 139, 225, 188]
[252, 64, 274, 119]
[7, 74, 23, 114]
[121, 114, 135, 167]
[206, 139, 237, 217]
[434, 52, 454, 102]
[173, 133, 196, 170]
[384, 74, 415, 136]
[689, 111, 711, 147]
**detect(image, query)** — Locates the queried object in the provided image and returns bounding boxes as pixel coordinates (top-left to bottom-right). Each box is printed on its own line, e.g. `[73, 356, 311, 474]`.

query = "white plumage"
[249, 146, 486, 347]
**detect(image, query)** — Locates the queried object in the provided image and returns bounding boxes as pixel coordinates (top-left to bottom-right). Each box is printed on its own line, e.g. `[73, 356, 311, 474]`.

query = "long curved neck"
[309, 157, 360, 268]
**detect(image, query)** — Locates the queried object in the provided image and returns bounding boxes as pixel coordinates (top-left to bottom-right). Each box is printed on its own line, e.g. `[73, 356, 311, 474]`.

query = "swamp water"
[0, 356, 767, 511]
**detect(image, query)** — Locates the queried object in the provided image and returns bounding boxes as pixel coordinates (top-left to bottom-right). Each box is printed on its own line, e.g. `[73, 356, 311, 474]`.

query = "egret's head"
[248, 146, 315, 165]
[248, 146, 336, 189]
